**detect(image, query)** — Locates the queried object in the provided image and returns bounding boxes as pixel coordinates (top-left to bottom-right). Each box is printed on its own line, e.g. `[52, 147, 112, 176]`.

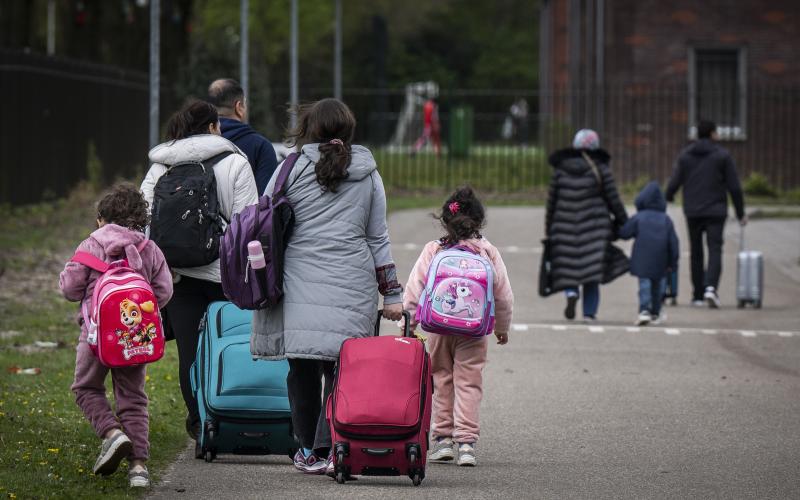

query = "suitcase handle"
[740, 225, 745, 252]
[375, 310, 412, 337]
[361, 447, 394, 456]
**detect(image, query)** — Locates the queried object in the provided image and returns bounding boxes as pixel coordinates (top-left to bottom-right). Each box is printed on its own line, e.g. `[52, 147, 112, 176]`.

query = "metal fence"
[0, 49, 150, 205]
[3, 54, 798, 206]
[264, 85, 800, 196]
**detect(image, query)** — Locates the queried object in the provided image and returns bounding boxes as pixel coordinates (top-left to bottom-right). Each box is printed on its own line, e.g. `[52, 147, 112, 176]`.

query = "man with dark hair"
[208, 78, 278, 194]
[666, 120, 747, 308]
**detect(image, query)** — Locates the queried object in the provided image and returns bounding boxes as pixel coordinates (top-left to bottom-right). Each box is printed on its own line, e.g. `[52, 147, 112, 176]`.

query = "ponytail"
[285, 98, 356, 193]
[316, 139, 351, 192]
[166, 99, 219, 141]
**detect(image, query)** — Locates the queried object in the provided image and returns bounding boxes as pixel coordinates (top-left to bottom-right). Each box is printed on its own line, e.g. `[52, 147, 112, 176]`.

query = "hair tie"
[448, 202, 460, 215]
[328, 138, 344, 146]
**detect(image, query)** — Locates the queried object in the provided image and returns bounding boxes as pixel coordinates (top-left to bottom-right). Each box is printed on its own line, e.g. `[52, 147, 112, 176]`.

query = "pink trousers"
[71, 341, 150, 460]
[427, 334, 488, 444]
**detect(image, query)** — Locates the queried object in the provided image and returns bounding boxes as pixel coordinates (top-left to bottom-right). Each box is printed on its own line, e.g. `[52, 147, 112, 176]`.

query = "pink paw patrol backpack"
[416, 245, 495, 337]
[71, 241, 165, 367]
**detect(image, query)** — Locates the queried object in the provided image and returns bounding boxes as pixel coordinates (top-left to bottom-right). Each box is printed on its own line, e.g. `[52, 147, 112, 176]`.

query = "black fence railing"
[3, 55, 798, 205]
[0, 49, 150, 205]
[264, 85, 800, 196]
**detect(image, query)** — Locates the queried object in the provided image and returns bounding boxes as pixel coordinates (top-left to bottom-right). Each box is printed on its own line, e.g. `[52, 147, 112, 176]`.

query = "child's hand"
[494, 331, 508, 345]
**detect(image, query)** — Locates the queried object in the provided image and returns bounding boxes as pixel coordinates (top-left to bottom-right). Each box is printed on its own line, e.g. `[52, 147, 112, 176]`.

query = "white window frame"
[687, 46, 747, 141]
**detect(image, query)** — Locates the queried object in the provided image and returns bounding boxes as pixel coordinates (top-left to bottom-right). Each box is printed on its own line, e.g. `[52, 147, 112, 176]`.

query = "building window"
[688, 47, 747, 140]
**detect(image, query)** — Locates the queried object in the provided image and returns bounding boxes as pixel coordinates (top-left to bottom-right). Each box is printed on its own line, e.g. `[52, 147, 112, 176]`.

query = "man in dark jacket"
[208, 79, 278, 194]
[620, 181, 680, 325]
[665, 120, 747, 308]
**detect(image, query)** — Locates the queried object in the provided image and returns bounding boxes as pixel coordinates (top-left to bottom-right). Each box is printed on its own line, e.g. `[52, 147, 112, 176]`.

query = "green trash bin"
[449, 105, 473, 159]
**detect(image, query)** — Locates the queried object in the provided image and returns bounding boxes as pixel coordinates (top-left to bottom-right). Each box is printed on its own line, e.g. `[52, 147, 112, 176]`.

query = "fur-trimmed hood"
[548, 147, 611, 175]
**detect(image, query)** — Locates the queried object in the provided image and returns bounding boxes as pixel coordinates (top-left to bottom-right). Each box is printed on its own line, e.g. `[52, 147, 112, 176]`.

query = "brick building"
[539, 0, 800, 189]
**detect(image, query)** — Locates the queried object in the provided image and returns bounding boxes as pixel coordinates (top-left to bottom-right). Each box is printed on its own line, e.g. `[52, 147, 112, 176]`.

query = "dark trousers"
[164, 276, 226, 425]
[686, 216, 726, 300]
[286, 358, 335, 454]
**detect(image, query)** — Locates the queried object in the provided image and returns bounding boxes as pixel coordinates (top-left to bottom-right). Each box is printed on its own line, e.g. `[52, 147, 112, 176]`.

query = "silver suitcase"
[736, 228, 763, 309]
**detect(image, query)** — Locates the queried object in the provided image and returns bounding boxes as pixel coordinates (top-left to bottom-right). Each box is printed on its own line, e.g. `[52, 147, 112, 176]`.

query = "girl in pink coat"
[59, 184, 173, 488]
[403, 186, 514, 467]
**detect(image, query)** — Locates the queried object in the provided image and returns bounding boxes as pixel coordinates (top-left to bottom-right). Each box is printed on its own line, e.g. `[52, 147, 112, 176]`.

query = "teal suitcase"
[191, 301, 296, 462]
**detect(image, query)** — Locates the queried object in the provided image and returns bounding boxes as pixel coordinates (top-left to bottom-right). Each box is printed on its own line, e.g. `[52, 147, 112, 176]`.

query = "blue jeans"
[639, 278, 667, 316]
[564, 283, 600, 318]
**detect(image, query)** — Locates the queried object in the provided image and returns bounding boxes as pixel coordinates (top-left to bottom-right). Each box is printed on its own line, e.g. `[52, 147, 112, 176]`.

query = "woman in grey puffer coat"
[251, 99, 403, 472]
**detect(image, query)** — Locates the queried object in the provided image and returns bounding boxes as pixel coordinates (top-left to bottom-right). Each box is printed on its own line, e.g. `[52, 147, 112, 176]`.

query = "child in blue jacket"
[620, 181, 680, 325]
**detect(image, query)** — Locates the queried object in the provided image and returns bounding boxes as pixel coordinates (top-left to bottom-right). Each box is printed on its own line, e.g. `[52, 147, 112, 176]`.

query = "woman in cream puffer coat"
[140, 100, 258, 439]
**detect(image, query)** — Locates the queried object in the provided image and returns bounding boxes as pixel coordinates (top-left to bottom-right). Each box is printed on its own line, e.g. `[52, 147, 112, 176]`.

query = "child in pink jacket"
[59, 184, 173, 488]
[403, 186, 514, 467]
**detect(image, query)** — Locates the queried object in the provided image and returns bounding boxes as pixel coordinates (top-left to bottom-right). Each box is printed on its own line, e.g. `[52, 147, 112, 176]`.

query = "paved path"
[149, 207, 800, 500]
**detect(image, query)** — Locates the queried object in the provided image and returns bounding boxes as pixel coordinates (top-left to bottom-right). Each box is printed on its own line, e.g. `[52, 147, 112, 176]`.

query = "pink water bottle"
[247, 241, 266, 270]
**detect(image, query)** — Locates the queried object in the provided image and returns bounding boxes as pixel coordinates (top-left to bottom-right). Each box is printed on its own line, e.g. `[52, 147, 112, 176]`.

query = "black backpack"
[150, 151, 233, 268]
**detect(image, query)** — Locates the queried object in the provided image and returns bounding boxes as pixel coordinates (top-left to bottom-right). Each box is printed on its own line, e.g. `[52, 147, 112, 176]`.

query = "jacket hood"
[301, 144, 377, 182]
[549, 147, 611, 175]
[89, 224, 146, 270]
[687, 139, 717, 157]
[148, 134, 244, 165]
[220, 117, 257, 143]
[635, 181, 666, 212]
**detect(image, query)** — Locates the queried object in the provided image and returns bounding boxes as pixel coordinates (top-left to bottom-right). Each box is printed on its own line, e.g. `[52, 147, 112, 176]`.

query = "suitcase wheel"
[335, 471, 346, 484]
[412, 472, 422, 486]
[204, 449, 216, 463]
[194, 442, 203, 460]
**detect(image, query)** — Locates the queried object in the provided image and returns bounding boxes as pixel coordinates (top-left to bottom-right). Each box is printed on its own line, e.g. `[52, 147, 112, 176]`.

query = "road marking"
[402, 243, 419, 250]
[509, 323, 800, 339]
[506, 245, 520, 253]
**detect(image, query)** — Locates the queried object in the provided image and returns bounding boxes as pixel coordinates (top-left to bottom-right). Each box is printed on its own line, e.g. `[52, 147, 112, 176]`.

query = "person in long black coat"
[545, 129, 629, 321]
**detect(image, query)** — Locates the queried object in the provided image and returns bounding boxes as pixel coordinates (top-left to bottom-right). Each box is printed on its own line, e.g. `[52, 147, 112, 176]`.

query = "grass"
[374, 146, 551, 193]
[0, 183, 187, 499]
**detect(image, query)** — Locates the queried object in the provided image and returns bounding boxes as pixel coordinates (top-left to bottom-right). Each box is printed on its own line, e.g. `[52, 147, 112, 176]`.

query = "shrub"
[743, 172, 777, 198]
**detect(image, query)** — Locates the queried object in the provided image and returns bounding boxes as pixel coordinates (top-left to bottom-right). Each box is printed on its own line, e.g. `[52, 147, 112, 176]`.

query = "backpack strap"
[166, 150, 233, 173]
[71, 251, 109, 273]
[273, 153, 301, 196]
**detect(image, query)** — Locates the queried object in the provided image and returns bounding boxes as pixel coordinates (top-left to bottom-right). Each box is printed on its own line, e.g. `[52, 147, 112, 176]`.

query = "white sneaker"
[691, 300, 706, 307]
[429, 437, 455, 461]
[456, 443, 476, 466]
[651, 312, 666, 325]
[636, 311, 651, 326]
[128, 465, 150, 488]
[704, 287, 721, 308]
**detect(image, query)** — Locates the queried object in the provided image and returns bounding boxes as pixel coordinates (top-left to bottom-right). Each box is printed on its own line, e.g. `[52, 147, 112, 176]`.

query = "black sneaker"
[564, 295, 578, 320]
[185, 414, 200, 441]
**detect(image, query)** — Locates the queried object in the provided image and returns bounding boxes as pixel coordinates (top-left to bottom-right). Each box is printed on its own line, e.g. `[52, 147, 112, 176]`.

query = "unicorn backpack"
[415, 244, 495, 337]
[70, 240, 165, 367]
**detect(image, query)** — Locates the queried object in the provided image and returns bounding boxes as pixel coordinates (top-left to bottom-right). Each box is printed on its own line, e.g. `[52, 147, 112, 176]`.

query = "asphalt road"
[148, 207, 800, 500]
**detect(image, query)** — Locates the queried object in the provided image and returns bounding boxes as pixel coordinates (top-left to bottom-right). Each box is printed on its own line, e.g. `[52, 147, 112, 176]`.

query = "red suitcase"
[326, 311, 432, 486]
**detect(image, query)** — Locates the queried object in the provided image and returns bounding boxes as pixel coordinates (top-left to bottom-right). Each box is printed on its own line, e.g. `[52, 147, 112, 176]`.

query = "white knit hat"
[572, 129, 600, 150]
